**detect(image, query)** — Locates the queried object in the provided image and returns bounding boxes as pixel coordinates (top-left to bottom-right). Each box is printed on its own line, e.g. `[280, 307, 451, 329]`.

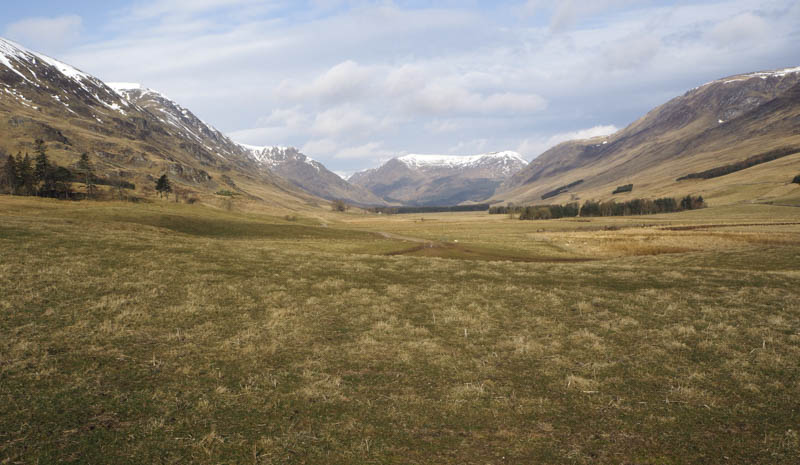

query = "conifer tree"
[17, 154, 35, 195]
[77, 153, 97, 199]
[34, 141, 48, 180]
[156, 174, 172, 198]
[34, 140, 51, 196]
[1, 154, 18, 194]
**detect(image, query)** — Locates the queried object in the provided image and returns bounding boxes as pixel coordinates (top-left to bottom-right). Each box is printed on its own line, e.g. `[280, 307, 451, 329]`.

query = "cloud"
[43, 0, 800, 174]
[602, 33, 661, 70]
[708, 12, 769, 48]
[448, 139, 490, 155]
[5, 15, 83, 53]
[334, 141, 395, 160]
[125, 0, 283, 20]
[301, 138, 339, 156]
[311, 105, 380, 137]
[278, 60, 377, 103]
[517, 125, 619, 159]
[523, 0, 646, 32]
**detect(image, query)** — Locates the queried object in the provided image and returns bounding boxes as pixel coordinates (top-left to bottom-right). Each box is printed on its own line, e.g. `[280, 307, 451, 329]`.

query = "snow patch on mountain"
[238, 144, 320, 171]
[399, 151, 527, 174]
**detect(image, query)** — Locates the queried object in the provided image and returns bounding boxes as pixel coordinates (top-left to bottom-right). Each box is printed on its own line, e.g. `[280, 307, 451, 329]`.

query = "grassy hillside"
[497, 71, 800, 207]
[1, 196, 799, 463]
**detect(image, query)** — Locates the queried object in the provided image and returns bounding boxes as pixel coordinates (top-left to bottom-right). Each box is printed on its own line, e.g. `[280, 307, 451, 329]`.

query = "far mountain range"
[2, 37, 799, 208]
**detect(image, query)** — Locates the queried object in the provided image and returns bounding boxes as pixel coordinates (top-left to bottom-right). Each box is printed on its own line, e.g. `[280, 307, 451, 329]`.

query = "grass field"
[1, 196, 799, 464]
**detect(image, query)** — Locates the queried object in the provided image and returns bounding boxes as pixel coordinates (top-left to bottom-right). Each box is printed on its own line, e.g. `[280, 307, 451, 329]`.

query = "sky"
[3, 0, 800, 176]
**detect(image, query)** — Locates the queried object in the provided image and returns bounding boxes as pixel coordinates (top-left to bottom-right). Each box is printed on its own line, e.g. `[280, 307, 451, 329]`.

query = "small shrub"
[215, 190, 236, 197]
[331, 200, 350, 212]
[186, 196, 200, 204]
[792, 174, 800, 184]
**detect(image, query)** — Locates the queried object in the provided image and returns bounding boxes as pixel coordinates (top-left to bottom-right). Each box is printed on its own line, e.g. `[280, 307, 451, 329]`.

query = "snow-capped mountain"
[0, 37, 370, 206]
[349, 151, 528, 206]
[497, 65, 800, 204]
[0, 36, 301, 197]
[239, 144, 386, 205]
[397, 151, 527, 176]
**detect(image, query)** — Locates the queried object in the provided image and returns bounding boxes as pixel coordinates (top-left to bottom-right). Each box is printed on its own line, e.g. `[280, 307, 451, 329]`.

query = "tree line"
[541, 180, 584, 200]
[612, 184, 633, 194]
[677, 147, 799, 181]
[1, 140, 136, 200]
[369, 204, 490, 214]
[490, 195, 705, 219]
[1, 140, 92, 199]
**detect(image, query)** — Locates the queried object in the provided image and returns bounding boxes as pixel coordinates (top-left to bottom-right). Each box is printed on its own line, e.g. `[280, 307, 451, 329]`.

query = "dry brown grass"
[1, 196, 799, 463]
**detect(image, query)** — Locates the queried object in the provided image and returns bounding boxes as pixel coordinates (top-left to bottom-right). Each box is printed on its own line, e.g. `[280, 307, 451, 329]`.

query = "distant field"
[1, 196, 799, 464]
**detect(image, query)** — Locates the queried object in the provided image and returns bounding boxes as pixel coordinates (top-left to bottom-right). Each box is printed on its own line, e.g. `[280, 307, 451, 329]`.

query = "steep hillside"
[497, 67, 800, 206]
[0, 38, 321, 210]
[351, 151, 527, 206]
[239, 144, 386, 206]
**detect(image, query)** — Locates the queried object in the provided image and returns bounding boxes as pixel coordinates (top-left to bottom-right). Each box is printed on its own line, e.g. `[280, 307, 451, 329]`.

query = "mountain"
[496, 66, 800, 206]
[0, 37, 325, 209]
[239, 144, 386, 206]
[350, 151, 527, 206]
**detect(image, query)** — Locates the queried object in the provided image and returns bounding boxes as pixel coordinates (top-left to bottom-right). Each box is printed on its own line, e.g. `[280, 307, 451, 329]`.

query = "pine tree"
[17, 154, 35, 195]
[34, 140, 51, 196]
[156, 174, 172, 198]
[34, 141, 48, 180]
[77, 153, 97, 199]
[1, 154, 18, 194]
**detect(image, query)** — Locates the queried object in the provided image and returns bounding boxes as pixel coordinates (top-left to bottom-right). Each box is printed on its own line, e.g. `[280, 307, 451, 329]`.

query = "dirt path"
[377, 231, 436, 244]
[661, 222, 800, 231]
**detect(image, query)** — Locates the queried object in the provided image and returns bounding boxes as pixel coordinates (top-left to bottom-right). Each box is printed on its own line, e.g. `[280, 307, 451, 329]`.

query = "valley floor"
[1, 196, 799, 464]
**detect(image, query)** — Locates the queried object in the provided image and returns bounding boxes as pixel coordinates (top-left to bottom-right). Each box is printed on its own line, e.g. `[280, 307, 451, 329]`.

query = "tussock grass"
[1, 196, 799, 463]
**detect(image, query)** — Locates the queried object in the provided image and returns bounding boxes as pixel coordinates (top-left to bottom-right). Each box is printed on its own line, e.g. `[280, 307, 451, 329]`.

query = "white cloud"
[126, 0, 282, 20]
[277, 60, 377, 103]
[40, 0, 800, 173]
[708, 12, 769, 48]
[524, 0, 646, 32]
[426, 119, 462, 134]
[301, 138, 339, 156]
[517, 125, 619, 159]
[448, 139, 490, 155]
[334, 141, 394, 160]
[256, 106, 309, 127]
[311, 105, 380, 137]
[5, 15, 83, 53]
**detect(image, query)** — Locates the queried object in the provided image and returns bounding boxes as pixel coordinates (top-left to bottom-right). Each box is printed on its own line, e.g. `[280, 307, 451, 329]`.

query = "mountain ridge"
[495, 65, 800, 206]
[350, 151, 527, 206]
[0, 37, 364, 210]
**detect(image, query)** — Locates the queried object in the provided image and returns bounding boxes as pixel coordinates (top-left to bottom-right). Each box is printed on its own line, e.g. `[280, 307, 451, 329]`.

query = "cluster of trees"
[1, 140, 141, 200]
[520, 203, 580, 220]
[490, 195, 705, 220]
[370, 204, 490, 214]
[612, 184, 633, 194]
[793, 174, 800, 184]
[677, 147, 799, 181]
[541, 180, 584, 200]
[579, 196, 704, 217]
[489, 203, 579, 219]
[0, 140, 96, 199]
